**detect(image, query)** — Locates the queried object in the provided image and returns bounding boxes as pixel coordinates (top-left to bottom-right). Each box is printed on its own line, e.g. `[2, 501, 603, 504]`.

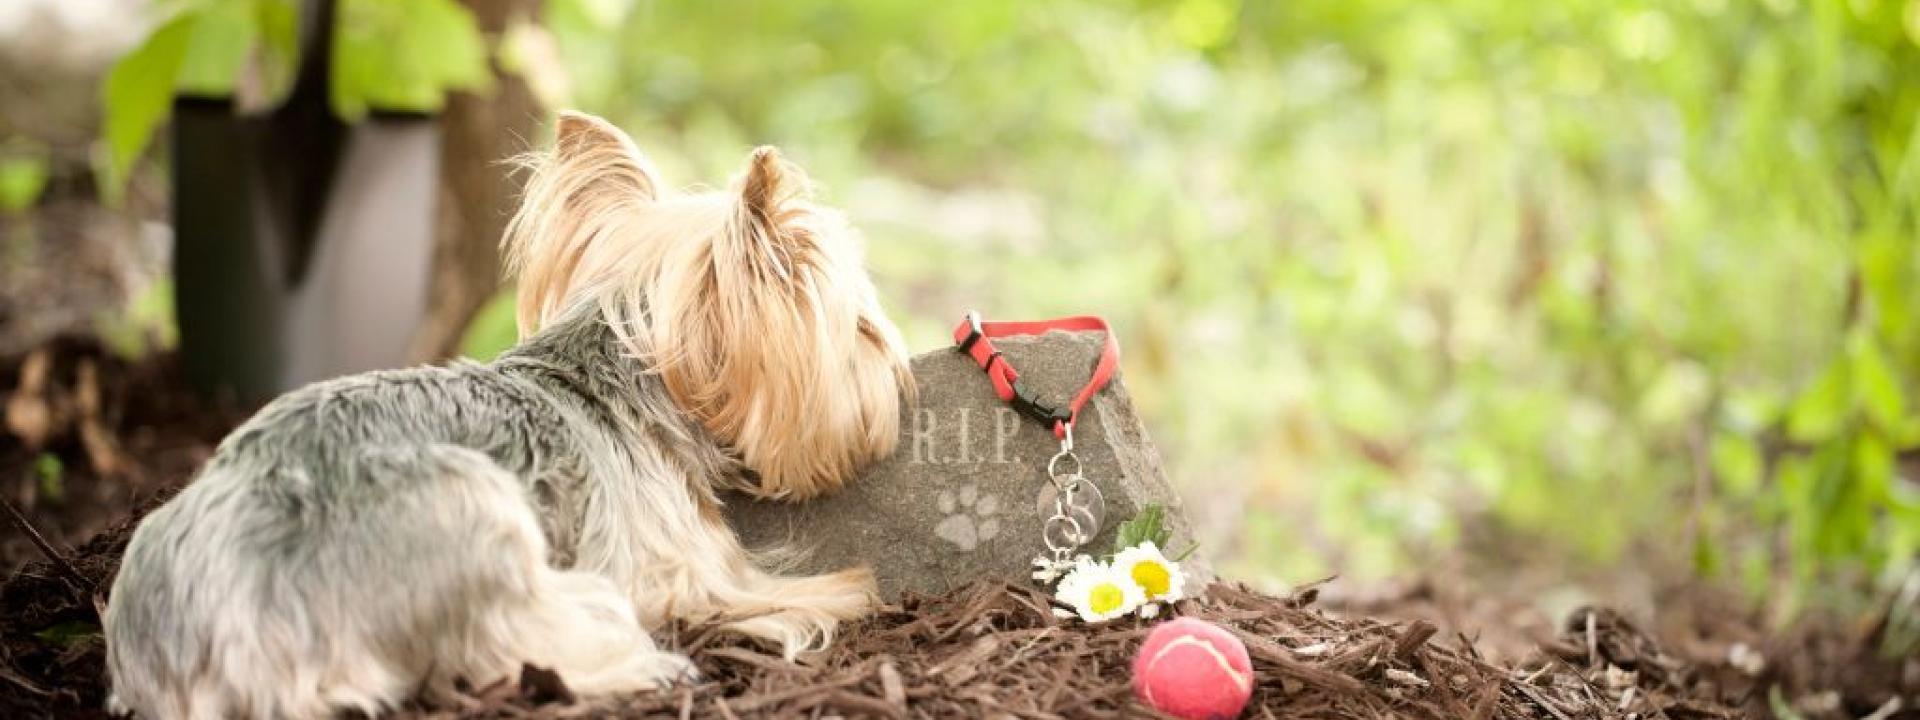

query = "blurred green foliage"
[107, 0, 1920, 610]
[0, 139, 50, 215]
[0, 138, 49, 266]
[522, 0, 1920, 606]
[330, 0, 490, 119]
[1112, 505, 1173, 557]
[33, 452, 64, 504]
[95, 279, 181, 360]
[100, 0, 489, 190]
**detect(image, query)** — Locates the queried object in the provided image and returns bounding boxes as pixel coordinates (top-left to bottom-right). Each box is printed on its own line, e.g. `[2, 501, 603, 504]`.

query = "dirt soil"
[2, 341, 1914, 719]
[0, 337, 243, 571]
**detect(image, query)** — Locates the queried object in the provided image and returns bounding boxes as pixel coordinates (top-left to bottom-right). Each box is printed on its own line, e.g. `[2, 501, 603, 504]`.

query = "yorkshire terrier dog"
[104, 111, 913, 719]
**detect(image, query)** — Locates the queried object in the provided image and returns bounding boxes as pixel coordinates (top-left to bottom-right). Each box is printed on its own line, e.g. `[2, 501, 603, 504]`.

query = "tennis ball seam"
[1146, 634, 1253, 695]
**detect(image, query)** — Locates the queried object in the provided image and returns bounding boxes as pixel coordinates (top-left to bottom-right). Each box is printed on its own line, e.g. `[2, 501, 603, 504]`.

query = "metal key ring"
[1042, 513, 1085, 553]
[1046, 450, 1083, 489]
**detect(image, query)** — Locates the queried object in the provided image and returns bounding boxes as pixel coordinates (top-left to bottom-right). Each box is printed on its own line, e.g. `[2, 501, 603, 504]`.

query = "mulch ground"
[0, 337, 244, 571]
[1, 340, 1913, 719]
[0, 527, 1759, 720]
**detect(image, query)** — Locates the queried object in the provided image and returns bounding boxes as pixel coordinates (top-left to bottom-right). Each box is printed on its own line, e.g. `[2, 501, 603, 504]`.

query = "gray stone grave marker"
[725, 330, 1206, 599]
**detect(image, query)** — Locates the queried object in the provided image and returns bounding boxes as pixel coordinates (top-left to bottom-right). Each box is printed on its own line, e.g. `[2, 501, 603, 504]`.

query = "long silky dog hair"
[103, 111, 913, 719]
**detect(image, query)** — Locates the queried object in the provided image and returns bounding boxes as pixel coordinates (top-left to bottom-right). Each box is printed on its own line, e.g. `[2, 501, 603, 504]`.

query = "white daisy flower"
[1113, 541, 1185, 604]
[1054, 558, 1145, 623]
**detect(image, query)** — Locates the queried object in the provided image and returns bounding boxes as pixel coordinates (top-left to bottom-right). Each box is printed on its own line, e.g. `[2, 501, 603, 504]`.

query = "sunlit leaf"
[331, 0, 491, 120]
[175, 0, 258, 95]
[255, 0, 301, 96]
[101, 11, 198, 191]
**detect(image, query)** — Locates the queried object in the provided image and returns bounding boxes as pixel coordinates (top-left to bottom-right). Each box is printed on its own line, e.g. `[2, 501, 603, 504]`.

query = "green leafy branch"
[101, 0, 491, 193]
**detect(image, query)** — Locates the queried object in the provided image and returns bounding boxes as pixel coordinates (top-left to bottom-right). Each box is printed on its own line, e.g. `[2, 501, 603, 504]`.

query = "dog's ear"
[504, 111, 665, 334]
[738, 146, 808, 222]
[725, 146, 822, 284]
[551, 111, 660, 202]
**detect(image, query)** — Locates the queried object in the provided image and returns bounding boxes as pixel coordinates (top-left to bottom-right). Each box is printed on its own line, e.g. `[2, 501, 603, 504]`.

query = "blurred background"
[1, 0, 1917, 655]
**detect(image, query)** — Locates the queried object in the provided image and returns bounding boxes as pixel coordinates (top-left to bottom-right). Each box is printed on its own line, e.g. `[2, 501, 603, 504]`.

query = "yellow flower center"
[1088, 583, 1126, 614]
[1130, 560, 1172, 598]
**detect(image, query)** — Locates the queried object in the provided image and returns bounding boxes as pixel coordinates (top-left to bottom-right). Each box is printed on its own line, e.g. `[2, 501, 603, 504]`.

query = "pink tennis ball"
[1132, 617, 1255, 720]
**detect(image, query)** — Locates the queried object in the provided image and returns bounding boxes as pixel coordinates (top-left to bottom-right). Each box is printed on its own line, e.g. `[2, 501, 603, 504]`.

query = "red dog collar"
[952, 311, 1120, 440]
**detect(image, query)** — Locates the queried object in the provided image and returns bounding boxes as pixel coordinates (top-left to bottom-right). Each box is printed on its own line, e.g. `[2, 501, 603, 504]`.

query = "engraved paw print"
[934, 484, 1001, 551]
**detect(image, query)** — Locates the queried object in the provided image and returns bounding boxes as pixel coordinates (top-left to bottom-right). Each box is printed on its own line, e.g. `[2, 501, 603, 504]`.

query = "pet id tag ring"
[1040, 423, 1105, 554]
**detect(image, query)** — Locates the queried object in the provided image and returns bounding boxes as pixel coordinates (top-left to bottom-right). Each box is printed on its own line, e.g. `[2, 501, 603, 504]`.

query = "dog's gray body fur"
[105, 308, 845, 718]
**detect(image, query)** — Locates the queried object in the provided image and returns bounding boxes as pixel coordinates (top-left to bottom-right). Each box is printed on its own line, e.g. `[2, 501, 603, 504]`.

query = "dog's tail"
[502, 111, 665, 336]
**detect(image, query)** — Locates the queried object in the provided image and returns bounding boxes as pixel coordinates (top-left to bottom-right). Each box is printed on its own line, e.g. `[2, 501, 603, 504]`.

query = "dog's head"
[505, 111, 912, 500]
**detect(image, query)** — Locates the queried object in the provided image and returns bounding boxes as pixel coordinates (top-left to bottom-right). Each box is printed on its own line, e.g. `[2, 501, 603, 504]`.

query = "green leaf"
[1111, 503, 1171, 555]
[101, 11, 198, 191]
[34, 453, 63, 503]
[254, 0, 302, 100]
[0, 151, 49, 214]
[1786, 360, 1849, 444]
[175, 0, 258, 95]
[1849, 335, 1906, 433]
[331, 0, 491, 120]
[1853, 432, 1895, 506]
[34, 620, 99, 647]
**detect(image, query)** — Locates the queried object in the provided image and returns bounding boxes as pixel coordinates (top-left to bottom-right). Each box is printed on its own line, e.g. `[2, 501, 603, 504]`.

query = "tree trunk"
[408, 0, 542, 362]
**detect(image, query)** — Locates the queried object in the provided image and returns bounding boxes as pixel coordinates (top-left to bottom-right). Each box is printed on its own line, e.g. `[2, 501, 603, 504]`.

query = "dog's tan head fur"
[504, 111, 912, 500]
